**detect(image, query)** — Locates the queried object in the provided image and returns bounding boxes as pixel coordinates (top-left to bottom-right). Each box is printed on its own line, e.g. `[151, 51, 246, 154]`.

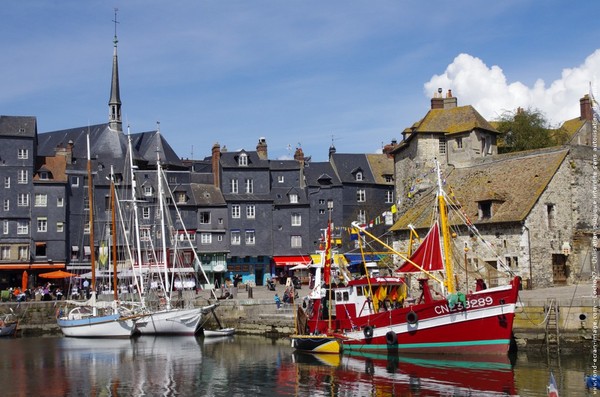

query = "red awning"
[273, 256, 312, 267]
[0, 263, 66, 270]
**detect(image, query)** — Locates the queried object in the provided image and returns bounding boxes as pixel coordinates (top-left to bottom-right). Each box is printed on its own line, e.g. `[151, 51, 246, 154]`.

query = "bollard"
[248, 286, 253, 299]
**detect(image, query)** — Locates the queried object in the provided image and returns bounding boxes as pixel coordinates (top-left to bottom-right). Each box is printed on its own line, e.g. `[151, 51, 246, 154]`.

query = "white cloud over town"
[425, 50, 600, 126]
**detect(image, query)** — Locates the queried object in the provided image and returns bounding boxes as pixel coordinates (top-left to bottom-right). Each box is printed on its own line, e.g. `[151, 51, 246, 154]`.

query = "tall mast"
[436, 160, 455, 294]
[86, 133, 97, 296]
[110, 166, 119, 301]
[157, 144, 170, 309]
[128, 129, 145, 295]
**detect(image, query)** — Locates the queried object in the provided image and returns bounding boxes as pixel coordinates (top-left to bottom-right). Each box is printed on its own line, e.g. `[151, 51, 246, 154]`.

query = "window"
[177, 192, 186, 204]
[439, 137, 447, 154]
[478, 201, 492, 220]
[357, 189, 366, 202]
[56, 222, 64, 233]
[291, 235, 302, 248]
[17, 220, 28, 235]
[218, 218, 223, 225]
[1, 246, 9, 260]
[217, 235, 223, 242]
[39, 171, 49, 180]
[357, 210, 366, 224]
[199, 212, 210, 224]
[35, 194, 48, 207]
[319, 209, 325, 215]
[456, 137, 463, 149]
[17, 149, 28, 159]
[245, 178, 253, 194]
[37, 218, 47, 232]
[200, 233, 212, 244]
[384, 175, 393, 183]
[71, 176, 79, 187]
[231, 205, 241, 218]
[142, 207, 150, 219]
[245, 230, 255, 245]
[238, 153, 248, 166]
[231, 230, 241, 245]
[355, 171, 363, 181]
[18, 246, 28, 260]
[385, 190, 394, 204]
[3, 220, 8, 234]
[289, 193, 298, 203]
[4, 177, 9, 188]
[83, 221, 90, 234]
[17, 193, 29, 207]
[230, 178, 238, 194]
[278, 175, 284, 183]
[18, 170, 27, 184]
[140, 228, 151, 241]
[547, 204, 556, 229]
[143, 186, 153, 196]
[57, 197, 64, 207]
[291, 213, 301, 226]
[246, 205, 255, 219]
[318, 199, 325, 205]
[3, 200, 8, 211]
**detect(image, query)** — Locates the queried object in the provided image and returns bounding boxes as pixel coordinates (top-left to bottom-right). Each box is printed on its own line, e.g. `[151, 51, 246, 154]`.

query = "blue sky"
[2, 1, 599, 161]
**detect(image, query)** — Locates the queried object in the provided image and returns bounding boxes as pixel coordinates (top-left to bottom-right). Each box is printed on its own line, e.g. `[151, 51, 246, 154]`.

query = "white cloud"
[424, 50, 600, 126]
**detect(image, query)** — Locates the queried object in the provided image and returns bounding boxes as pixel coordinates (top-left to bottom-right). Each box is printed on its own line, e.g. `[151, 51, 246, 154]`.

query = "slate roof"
[329, 153, 375, 184]
[0, 116, 37, 137]
[271, 186, 309, 205]
[270, 159, 301, 171]
[390, 147, 569, 230]
[190, 184, 226, 206]
[219, 150, 269, 169]
[303, 162, 342, 187]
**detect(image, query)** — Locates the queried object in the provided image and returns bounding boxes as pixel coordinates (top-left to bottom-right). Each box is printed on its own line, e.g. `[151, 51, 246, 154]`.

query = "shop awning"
[344, 254, 383, 265]
[0, 263, 66, 270]
[273, 256, 312, 267]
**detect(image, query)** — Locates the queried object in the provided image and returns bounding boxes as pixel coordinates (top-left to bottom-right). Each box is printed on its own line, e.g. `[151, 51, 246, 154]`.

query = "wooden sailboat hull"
[135, 307, 203, 335]
[57, 312, 136, 338]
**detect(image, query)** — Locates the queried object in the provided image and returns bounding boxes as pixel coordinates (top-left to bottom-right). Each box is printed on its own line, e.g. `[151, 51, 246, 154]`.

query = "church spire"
[108, 8, 122, 132]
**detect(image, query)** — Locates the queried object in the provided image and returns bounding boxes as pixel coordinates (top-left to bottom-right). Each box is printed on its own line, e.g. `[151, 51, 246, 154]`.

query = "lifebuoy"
[386, 330, 397, 345]
[363, 325, 374, 338]
[406, 311, 418, 325]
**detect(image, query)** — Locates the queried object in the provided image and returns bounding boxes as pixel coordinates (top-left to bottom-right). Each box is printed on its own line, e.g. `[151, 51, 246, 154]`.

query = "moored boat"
[0, 313, 18, 337]
[294, 160, 520, 355]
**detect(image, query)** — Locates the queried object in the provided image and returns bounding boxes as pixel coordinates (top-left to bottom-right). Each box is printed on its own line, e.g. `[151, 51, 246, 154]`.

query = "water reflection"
[0, 335, 592, 396]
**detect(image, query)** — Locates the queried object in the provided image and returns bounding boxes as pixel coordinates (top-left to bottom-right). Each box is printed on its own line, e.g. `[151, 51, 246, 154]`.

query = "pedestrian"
[274, 293, 281, 309]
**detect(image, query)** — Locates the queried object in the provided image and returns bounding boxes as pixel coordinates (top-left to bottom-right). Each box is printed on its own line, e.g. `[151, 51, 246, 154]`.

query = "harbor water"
[0, 335, 594, 396]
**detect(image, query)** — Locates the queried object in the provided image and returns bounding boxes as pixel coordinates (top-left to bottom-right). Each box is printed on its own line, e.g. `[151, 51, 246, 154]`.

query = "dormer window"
[176, 192, 187, 204]
[384, 174, 393, 183]
[355, 171, 363, 181]
[238, 153, 248, 166]
[289, 193, 298, 204]
[39, 172, 49, 180]
[143, 186, 153, 196]
[478, 201, 492, 220]
[17, 149, 28, 160]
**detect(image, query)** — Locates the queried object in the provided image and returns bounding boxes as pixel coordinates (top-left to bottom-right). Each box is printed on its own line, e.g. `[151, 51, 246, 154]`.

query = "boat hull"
[290, 334, 342, 354]
[135, 307, 203, 335]
[0, 322, 18, 337]
[57, 313, 136, 338]
[203, 327, 236, 337]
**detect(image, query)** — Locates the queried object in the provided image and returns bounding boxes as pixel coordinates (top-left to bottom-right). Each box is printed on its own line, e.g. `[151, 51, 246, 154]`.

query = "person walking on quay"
[274, 293, 281, 309]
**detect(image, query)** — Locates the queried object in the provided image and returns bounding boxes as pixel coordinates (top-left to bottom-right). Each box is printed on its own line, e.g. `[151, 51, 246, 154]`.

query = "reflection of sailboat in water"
[57, 135, 137, 338]
[290, 350, 517, 396]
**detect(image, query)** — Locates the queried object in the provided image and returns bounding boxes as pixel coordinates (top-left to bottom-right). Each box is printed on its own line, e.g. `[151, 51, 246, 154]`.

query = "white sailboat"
[131, 136, 216, 335]
[57, 136, 137, 338]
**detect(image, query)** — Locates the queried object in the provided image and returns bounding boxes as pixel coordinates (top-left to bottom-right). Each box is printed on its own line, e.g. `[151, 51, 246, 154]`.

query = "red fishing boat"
[292, 161, 520, 355]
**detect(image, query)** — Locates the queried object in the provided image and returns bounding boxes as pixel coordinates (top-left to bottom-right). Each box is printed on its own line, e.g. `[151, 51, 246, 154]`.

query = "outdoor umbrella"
[21, 271, 28, 290]
[38, 270, 78, 279]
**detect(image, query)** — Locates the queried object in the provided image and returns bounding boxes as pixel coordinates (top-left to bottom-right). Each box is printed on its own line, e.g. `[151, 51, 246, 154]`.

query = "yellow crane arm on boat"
[350, 222, 444, 286]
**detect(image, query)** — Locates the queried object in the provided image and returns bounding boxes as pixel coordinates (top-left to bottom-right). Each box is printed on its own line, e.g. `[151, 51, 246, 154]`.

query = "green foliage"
[496, 107, 569, 153]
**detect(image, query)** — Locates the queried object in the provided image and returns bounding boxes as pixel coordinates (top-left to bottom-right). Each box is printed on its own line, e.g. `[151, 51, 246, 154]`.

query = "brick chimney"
[382, 139, 398, 158]
[431, 88, 444, 109]
[211, 142, 221, 188]
[294, 147, 305, 163]
[580, 94, 592, 121]
[443, 89, 457, 109]
[256, 137, 268, 160]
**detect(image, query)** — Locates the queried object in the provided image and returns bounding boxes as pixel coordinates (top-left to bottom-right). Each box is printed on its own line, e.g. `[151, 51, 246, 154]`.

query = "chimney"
[294, 147, 305, 163]
[256, 137, 268, 160]
[211, 143, 221, 188]
[431, 88, 444, 109]
[382, 139, 398, 158]
[580, 94, 592, 121]
[443, 89, 457, 109]
[328, 144, 336, 160]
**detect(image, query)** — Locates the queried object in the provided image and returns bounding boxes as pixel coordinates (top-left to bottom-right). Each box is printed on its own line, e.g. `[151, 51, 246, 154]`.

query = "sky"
[2, 1, 600, 162]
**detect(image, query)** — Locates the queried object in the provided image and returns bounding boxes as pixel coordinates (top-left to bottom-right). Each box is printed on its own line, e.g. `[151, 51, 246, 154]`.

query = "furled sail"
[397, 222, 444, 273]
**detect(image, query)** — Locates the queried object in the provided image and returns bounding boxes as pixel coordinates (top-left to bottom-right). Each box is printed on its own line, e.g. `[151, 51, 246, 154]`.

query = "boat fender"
[363, 325, 374, 338]
[406, 311, 418, 325]
[302, 297, 309, 309]
[386, 330, 397, 345]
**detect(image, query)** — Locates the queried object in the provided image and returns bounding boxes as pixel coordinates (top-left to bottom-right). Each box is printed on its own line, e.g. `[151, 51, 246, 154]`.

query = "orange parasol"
[38, 270, 78, 279]
[22, 271, 28, 290]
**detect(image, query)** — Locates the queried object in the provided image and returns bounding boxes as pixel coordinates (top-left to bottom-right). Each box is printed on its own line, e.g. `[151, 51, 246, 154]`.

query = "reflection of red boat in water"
[291, 351, 518, 396]
[292, 161, 520, 355]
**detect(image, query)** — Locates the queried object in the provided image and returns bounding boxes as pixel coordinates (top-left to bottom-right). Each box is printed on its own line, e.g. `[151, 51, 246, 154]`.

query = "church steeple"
[108, 8, 122, 132]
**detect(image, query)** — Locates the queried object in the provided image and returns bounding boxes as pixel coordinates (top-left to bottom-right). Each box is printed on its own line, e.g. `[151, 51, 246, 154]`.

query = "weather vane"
[112, 8, 119, 47]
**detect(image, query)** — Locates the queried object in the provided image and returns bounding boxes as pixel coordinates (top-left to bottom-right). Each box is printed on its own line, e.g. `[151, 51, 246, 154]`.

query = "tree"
[496, 107, 569, 153]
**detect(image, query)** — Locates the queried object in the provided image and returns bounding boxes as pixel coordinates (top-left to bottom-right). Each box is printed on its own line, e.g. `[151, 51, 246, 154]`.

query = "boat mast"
[86, 133, 98, 308]
[110, 165, 119, 301]
[127, 130, 145, 297]
[435, 159, 455, 294]
[325, 200, 333, 333]
[156, 150, 171, 309]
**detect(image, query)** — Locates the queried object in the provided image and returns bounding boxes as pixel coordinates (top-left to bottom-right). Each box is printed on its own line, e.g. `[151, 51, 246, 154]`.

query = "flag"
[324, 220, 332, 285]
[547, 372, 559, 397]
[391, 204, 397, 214]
